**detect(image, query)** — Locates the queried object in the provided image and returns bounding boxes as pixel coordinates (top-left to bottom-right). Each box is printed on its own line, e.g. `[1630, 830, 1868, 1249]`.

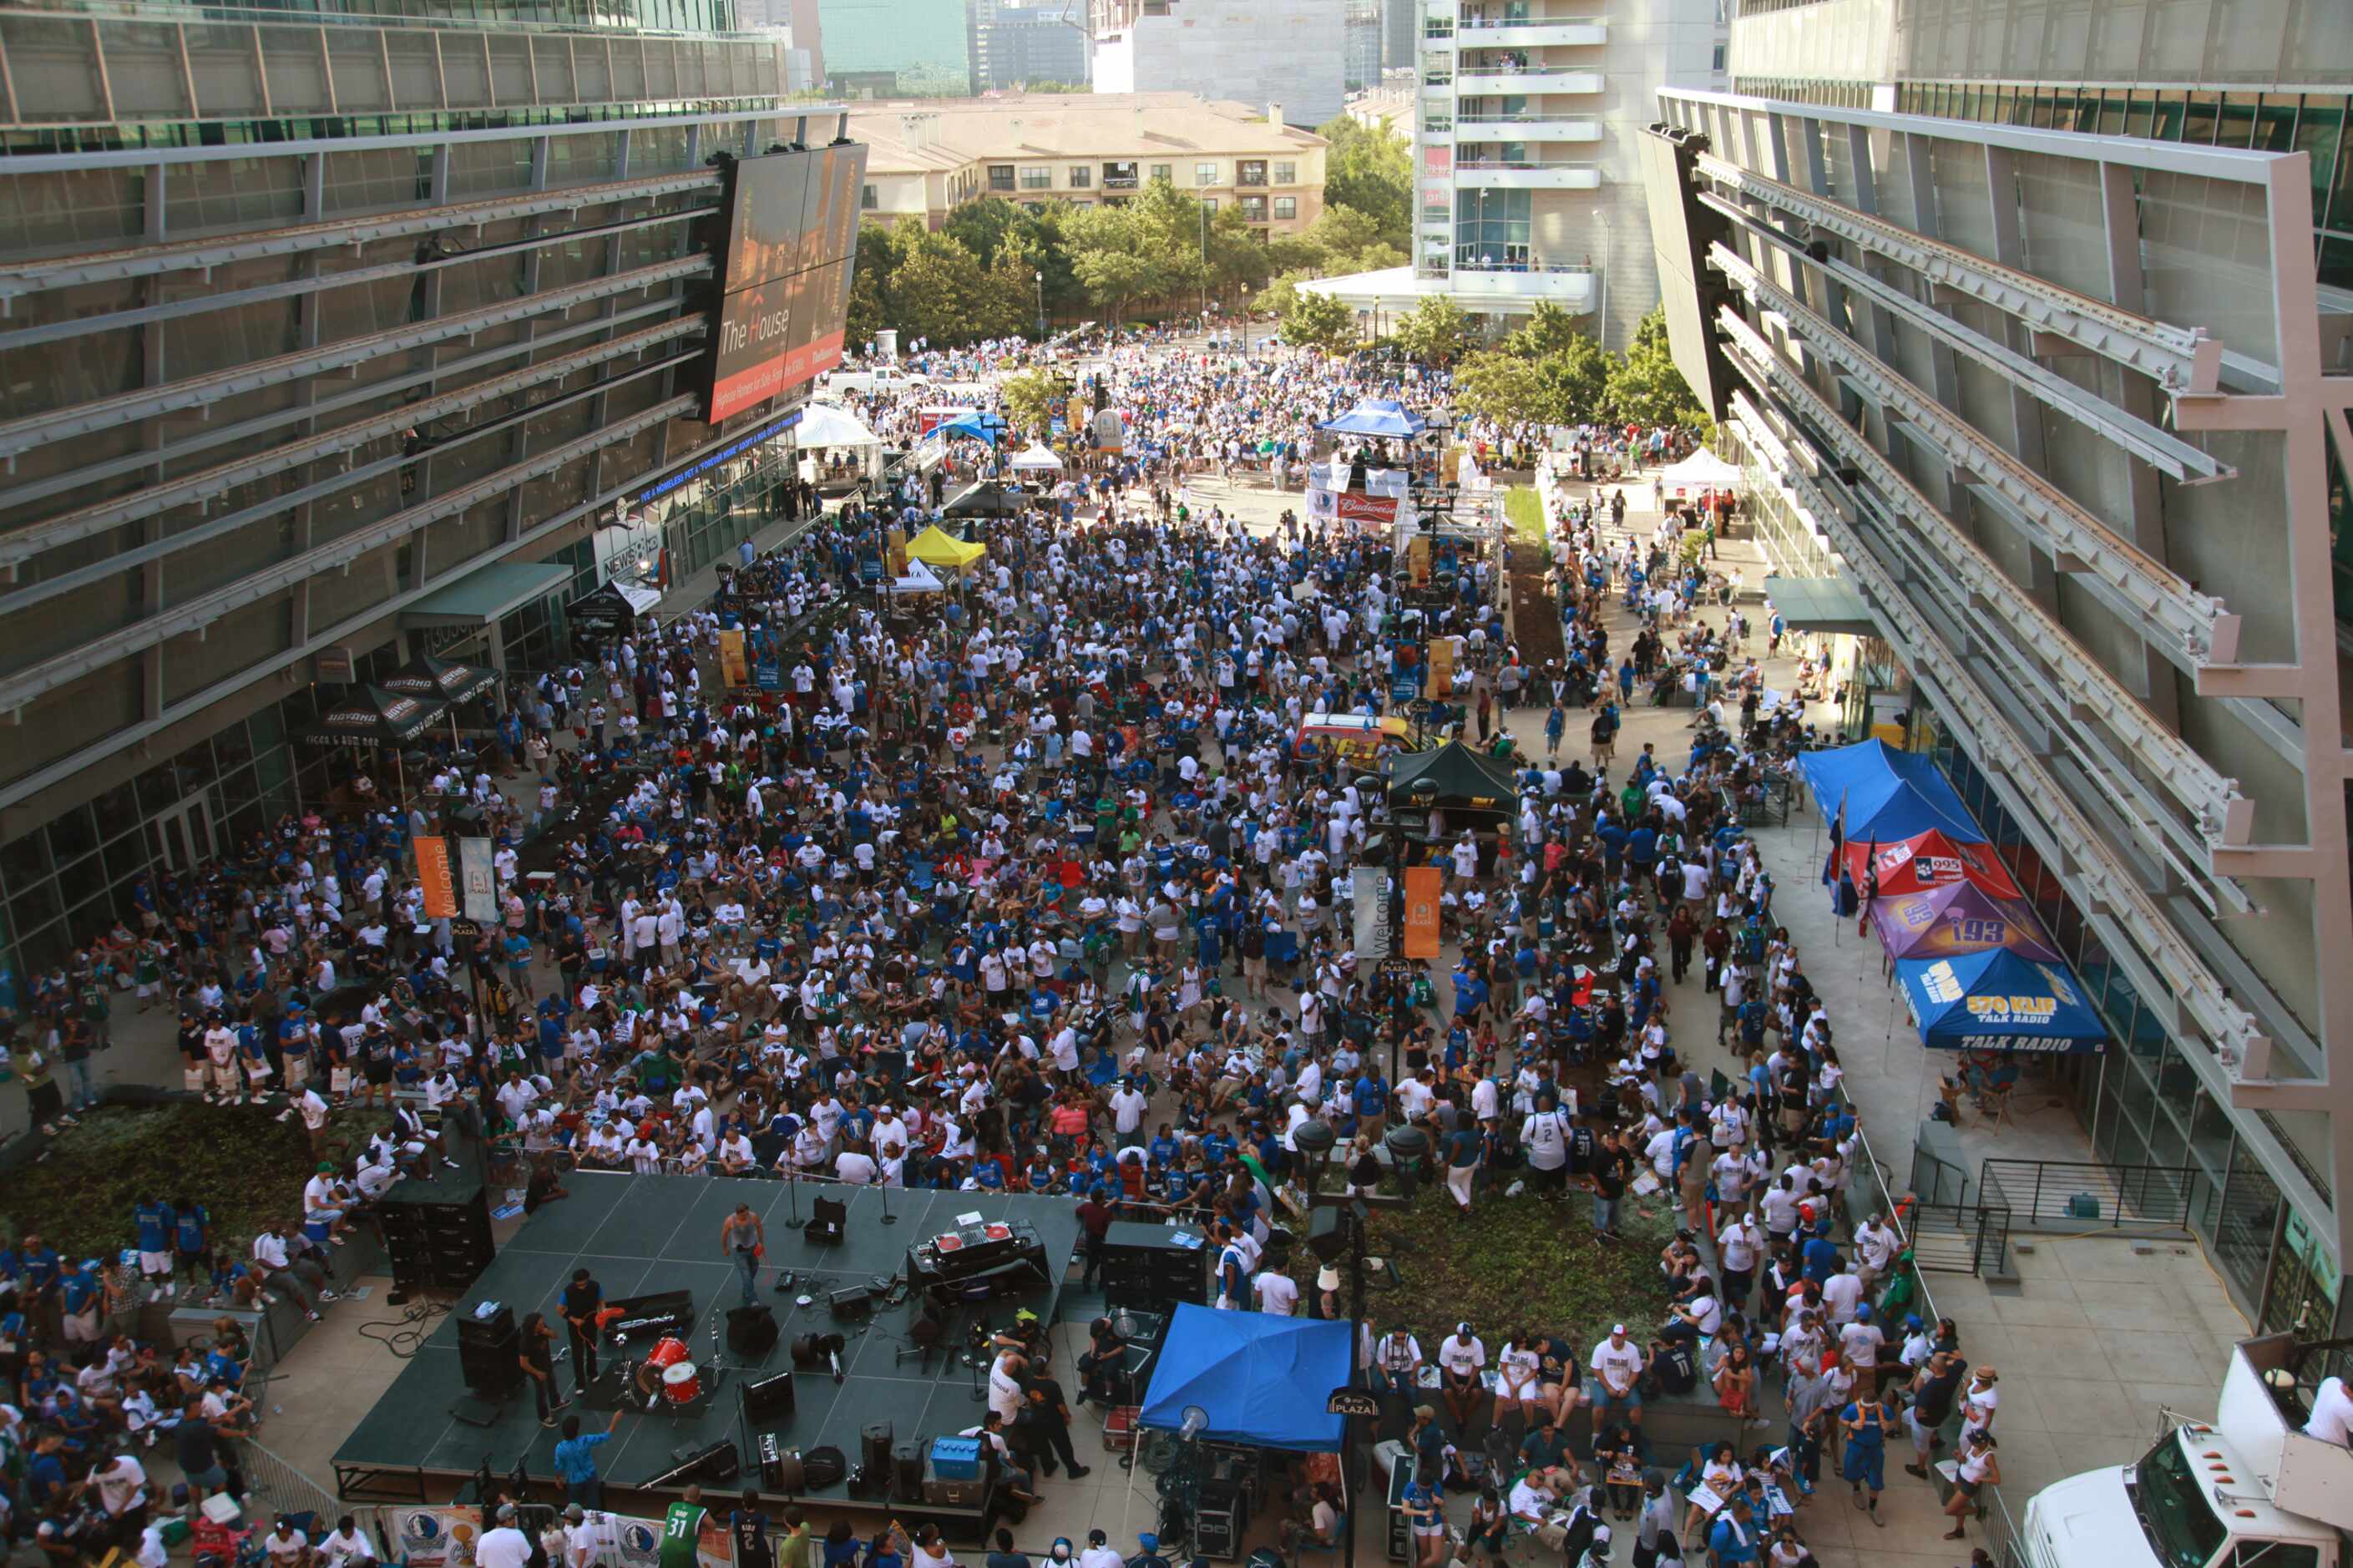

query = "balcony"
[1455, 160, 1602, 190]
[1453, 18, 1607, 48]
[1456, 115, 1602, 142]
[1455, 66, 1606, 94]
[1448, 261, 1598, 309]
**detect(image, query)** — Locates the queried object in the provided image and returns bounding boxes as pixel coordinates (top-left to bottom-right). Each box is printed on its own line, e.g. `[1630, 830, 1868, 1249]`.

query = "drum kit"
[614, 1320, 727, 1415]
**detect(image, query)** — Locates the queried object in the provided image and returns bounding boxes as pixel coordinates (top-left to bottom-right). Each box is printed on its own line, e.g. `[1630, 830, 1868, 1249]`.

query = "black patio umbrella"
[383, 653, 498, 749]
[301, 685, 448, 799]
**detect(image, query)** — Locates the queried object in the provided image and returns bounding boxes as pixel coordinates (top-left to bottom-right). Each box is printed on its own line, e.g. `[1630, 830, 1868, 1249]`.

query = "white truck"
[2022, 1333, 2351, 1568]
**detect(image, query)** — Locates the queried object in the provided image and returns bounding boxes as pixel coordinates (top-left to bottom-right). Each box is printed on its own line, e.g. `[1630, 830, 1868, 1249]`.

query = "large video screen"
[701, 143, 869, 424]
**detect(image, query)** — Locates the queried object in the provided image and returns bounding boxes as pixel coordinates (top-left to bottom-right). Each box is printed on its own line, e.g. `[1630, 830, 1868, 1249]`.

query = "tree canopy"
[1391, 295, 1475, 367]
[1278, 286, 1358, 357]
[1314, 114, 1411, 254]
[1605, 306, 1713, 434]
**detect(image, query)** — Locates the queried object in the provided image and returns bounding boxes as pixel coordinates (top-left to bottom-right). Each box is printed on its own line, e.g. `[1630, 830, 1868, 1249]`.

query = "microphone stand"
[878, 1176, 895, 1226]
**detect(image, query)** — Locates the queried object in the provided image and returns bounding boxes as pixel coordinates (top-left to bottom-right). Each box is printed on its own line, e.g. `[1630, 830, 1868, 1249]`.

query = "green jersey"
[660, 1503, 706, 1568]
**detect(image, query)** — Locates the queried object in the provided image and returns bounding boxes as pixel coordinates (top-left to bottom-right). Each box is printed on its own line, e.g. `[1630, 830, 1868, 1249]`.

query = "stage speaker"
[828, 1285, 873, 1320]
[743, 1368, 797, 1422]
[909, 1292, 949, 1348]
[1306, 1205, 1348, 1264]
[808, 1196, 848, 1245]
[891, 1442, 924, 1504]
[861, 1423, 893, 1479]
[727, 1303, 779, 1358]
[652, 1439, 740, 1488]
[456, 1306, 522, 1396]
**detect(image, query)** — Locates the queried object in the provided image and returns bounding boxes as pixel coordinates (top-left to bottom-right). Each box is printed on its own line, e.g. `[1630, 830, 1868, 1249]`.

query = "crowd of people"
[0, 325, 2010, 1568]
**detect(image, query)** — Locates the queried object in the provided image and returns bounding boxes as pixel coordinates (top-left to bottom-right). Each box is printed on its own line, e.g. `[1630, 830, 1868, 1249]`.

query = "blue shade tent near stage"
[1138, 1303, 1352, 1450]
[1318, 398, 1427, 438]
[1896, 948, 2108, 1055]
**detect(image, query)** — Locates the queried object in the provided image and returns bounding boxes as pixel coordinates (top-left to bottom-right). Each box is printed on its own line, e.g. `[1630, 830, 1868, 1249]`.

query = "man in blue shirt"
[552, 1409, 623, 1506]
[134, 1195, 176, 1303]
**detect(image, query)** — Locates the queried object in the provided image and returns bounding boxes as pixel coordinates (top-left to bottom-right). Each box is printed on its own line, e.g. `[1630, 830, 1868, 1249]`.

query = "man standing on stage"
[720, 1206, 764, 1307]
[560, 1267, 603, 1398]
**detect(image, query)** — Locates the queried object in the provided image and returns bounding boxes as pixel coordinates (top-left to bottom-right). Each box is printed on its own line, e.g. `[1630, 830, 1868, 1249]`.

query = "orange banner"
[1402, 865, 1442, 959]
[719, 629, 750, 688]
[1424, 637, 1455, 701]
[415, 837, 458, 919]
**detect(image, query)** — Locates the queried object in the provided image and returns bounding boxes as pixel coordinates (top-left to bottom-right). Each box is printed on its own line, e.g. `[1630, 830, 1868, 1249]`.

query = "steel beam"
[1711, 242, 2241, 668]
[1690, 149, 2227, 395]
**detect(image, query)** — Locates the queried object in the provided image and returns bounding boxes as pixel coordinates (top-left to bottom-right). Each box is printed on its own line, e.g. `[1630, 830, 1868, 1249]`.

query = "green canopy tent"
[1387, 739, 1520, 842]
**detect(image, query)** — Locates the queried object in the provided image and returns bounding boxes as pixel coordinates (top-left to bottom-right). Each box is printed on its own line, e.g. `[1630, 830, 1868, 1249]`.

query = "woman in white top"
[1495, 1330, 1544, 1427]
[1941, 1432, 2001, 1540]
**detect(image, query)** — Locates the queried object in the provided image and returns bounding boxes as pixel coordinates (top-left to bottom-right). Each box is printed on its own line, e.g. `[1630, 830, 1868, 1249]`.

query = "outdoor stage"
[332, 1171, 1083, 1516]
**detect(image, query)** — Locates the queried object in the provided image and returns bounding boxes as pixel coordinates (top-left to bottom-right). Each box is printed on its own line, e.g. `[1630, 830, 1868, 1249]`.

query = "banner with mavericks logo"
[382, 1505, 735, 1568]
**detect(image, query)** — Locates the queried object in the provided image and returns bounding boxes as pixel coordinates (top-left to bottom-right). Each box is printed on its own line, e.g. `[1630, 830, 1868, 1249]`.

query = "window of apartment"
[1020, 165, 1053, 188]
[1103, 159, 1139, 189]
[988, 163, 1015, 191]
[1196, 161, 1219, 185]
[1239, 195, 1267, 221]
[1069, 165, 1091, 188]
[861, 184, 879, 210]
[1151, 163, 1172, 184]
[1237, 159, 1267, 186]
[1273, 196, 1297, 220]
[1273, 160, 1297, 184]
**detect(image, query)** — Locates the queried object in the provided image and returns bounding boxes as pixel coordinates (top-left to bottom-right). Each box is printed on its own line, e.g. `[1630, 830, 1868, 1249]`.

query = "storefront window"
[2217, 1142, 2282, 1312]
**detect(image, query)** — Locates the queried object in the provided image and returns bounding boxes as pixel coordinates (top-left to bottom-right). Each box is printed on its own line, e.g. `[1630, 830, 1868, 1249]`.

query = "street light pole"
[1035, 269, 1045, 341]
[1199, 200, 1210, 331]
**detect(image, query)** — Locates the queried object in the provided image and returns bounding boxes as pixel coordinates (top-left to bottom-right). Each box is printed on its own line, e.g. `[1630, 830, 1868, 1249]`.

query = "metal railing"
[1853, 1121, 1944, 1323]
[1979, 1156, 2205, 1233]
[232, 1435, 346, 1527]
[1906, 1196, 2012, 1277]
[1910, 1140, 1971, 1209]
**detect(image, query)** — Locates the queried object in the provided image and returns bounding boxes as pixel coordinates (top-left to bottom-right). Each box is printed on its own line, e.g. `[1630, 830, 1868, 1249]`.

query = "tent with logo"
[1896, 948, 2108, 1053]
[1136, 1304, 1350, 1451]
[1844, 830, 2021, 899]
[1797, 739, 1984, 843]
[1870, 883, 2061, 963]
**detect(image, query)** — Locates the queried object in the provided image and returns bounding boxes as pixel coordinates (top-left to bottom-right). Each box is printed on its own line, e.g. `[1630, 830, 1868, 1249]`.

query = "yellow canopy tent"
[908, 524, 986, 574]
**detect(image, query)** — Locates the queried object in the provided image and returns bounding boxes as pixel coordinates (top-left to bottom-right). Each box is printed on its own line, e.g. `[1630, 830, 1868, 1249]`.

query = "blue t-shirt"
[552, 1430, 610, 1482]
[174, 1206, 210, 1253]
[134, 1201, 175, 1253]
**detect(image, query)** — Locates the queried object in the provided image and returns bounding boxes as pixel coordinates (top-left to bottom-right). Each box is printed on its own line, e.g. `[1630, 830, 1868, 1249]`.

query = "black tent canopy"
[382, 652, 498, 706]
[301, 685, 447, 748]
[1388, 740, 1518, 816]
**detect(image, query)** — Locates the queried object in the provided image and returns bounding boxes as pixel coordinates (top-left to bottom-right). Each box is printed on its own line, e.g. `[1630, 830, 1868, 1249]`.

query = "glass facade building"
[0, 0, 847, 983]
[1642, 0, 2353, 1327]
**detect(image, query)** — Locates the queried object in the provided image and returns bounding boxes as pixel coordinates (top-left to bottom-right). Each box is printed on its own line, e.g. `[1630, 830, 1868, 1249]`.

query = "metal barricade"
[229, 1435, 346, 1529]
[1978, 1157, 2205, 1234]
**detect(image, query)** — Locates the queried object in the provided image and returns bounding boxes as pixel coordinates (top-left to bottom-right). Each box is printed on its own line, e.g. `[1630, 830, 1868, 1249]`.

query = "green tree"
[1452, 350, 1554, 427]
[877, 221, 994, 345]
[942, 195, 1031, 267]
[999, 369, 1061, 435]
[1392, 294, 1475, 366]
[1501, 301, 1586, 361]
[1265, 203, 1409, 279]
[1535, 333, 1615, 426]
[843, 220, 896, 350]
[1315, 115, 1411, 251]
[1604, 305, 1713, 433]
[1279, 286, 1359, 356]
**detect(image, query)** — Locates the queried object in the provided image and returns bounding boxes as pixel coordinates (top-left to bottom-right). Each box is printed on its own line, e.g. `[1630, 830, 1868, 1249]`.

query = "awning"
[568, 579, 664, 633]
[400, 560, 573, 629]
[1763, 575, 1876, 637]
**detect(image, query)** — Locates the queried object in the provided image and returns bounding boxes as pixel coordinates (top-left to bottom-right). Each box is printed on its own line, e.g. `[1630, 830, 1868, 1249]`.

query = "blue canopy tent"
[1896, 948, 2108, 1054]
[1318, 398, 1426, 438]
[939, 411, 1008, 446]
[1137, 1304, 1351, 1450]
[1796, 739, 1984, 843]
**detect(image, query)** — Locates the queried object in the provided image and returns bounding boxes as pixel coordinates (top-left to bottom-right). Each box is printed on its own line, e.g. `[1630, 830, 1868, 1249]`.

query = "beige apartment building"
[848, 93, 1329, 235]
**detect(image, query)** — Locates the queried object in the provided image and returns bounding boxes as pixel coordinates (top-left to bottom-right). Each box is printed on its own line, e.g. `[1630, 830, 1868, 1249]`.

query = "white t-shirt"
[1440, 1334, 1487, 1377]
[1254, 1271, 1300, 1316]
[1523, 1110, 1570, 1171]
[478, 1528, 534, 1568]
[2307, 1377, 2353, 1444]
[1589, 1338, 1643, 1392]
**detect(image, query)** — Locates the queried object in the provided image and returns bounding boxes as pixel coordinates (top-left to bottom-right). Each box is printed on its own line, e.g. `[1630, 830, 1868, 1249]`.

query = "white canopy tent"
[796, 401, 882, 448]
[1010, 443, 1064, 473]
[1658, 448, 1742, 489]
[889, 559, 946, 594]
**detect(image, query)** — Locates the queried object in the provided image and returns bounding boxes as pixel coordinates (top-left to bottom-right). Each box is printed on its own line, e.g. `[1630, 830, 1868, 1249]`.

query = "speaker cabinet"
[455, 1305, 522, 1396]
[892, 1441, 924, 1503]
[727, 1303, 779, 1358]
[742, 1368, 796, 1422]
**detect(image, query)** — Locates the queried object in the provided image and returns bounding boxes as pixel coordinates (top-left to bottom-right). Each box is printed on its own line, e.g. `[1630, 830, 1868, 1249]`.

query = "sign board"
[315, 646, 355, 683]
[719, 628, 751, 688]
[1401, 866, 1442, 960]
[414, 837, 458, 919]
[1424, 637, 1455, 701]
[456, 835, 498, 924]
[448, 918, 484, 939]
[700, 144, 868, 423]
[1350, 865, 1391, 963]
[1327, 1388, 1382, 1418]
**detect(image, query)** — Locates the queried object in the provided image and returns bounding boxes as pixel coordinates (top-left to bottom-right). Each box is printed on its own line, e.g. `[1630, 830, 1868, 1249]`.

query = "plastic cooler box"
[930, 1437, 983, 1480]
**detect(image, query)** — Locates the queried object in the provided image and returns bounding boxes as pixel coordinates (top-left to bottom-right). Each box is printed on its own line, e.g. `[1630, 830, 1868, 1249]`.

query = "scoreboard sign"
[702, 143, 867, 424]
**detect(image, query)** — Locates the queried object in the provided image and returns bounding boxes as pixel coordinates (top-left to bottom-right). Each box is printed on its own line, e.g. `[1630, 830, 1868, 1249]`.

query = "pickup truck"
[819, 364, 929, 397]
[2022, 1334, 2351, 1568]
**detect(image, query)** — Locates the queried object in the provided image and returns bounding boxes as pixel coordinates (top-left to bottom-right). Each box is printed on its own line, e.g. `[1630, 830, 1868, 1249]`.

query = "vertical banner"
[456, 836, 498, 924]
[414, 837, 458, 919]
[719, 629, 751, 688]
[1424, 637, 1455, 700]
[1401, 866, 1442, 959]
[1350, 866, 1391, 962]
[1408, 534, 1432, 587]
[887, 527, 908, 579]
